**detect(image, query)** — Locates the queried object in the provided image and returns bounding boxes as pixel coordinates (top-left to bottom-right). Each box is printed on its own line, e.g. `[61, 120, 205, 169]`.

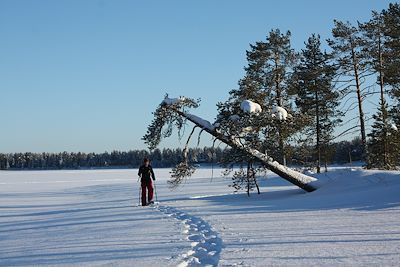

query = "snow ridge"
[156, 205, 222, 267]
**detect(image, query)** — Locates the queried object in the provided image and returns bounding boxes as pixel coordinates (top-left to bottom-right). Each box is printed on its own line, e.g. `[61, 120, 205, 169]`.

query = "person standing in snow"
[138, 158, 156, 206]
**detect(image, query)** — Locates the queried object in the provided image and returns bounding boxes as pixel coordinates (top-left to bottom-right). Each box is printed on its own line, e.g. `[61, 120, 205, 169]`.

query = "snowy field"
[1, 167, 400, 266]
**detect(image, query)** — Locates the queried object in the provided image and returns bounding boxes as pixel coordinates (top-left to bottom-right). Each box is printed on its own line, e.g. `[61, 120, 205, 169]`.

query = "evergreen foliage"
[367, 102, 398, 169]
[293, 34, 342, 173]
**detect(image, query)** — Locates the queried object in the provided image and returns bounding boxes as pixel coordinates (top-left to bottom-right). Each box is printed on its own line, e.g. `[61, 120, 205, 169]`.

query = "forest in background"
[0, 138, 363, 170]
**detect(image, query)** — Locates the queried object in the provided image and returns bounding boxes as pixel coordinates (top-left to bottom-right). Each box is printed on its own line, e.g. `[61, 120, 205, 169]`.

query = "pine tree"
[328, 20, 368, 158]
[381, 3, 400, 167]
[215, 29, 308, 194]
[216, 76, 266, 195]
[367, 102, 397, 169]
[390, 105, 400, 166]
[293, 34, 342, 173]
[243, 29, 300, 166]
[360, 10, 392, 168]
[382, 3, 400, 94]
[360, 10, 387, 95]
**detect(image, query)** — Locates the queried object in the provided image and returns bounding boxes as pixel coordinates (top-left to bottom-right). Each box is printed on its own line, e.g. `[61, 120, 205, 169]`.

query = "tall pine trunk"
[350, 44, 367, 157]
[316, 89, 321, 173]
[274, 54, 286, 166]
[378, 34, 388, 166]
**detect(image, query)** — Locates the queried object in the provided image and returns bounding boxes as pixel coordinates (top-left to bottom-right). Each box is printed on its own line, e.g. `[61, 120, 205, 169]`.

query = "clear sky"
[0, 0, 394, 153]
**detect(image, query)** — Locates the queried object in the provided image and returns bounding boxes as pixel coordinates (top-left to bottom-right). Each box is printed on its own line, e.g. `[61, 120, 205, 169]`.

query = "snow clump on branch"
[163, 96, 186, 106]
[186, 114, 215, 131]
[240, 100, 262, 114]
[272, 106, 290, 121]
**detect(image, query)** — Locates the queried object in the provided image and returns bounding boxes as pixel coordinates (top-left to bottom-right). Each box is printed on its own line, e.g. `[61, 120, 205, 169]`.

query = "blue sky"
[0, 0, 394, 153]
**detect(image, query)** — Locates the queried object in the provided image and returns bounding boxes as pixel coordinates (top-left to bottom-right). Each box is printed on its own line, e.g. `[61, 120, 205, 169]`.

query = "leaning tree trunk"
[167, 106, 318, 192]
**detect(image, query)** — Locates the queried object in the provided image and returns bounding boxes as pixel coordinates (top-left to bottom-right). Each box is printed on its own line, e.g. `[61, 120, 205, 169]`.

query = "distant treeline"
[0, 147, 226, 170]
[0, 139, 364, 170]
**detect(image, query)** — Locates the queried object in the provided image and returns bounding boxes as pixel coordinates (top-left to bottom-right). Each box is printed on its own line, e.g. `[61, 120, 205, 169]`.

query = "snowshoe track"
[157, 205, 222, 267]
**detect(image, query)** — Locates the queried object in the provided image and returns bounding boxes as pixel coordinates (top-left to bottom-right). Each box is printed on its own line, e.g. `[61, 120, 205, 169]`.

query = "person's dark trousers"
[141, 180, 154, 206]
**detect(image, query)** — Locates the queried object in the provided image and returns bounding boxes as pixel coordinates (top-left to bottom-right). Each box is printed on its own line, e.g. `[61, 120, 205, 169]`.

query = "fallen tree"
[143, 96, 318, 192]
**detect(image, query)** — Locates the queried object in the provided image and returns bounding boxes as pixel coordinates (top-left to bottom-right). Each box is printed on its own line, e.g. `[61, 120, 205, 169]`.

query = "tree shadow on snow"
[190, 179, 400, 213]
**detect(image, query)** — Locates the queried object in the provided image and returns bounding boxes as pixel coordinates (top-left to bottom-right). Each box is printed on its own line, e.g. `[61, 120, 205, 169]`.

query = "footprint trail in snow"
[156, 205, 223, 267]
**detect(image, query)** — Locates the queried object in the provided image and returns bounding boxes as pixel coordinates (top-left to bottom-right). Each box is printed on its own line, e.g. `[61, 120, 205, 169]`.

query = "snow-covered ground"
[1, 167, 399, 266]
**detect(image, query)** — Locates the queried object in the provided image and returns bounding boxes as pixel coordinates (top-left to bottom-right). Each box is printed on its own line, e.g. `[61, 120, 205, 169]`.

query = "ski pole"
[138, 176, 141, 206]
[153, 179, 158, 202]
[138, 184, 141, 206]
